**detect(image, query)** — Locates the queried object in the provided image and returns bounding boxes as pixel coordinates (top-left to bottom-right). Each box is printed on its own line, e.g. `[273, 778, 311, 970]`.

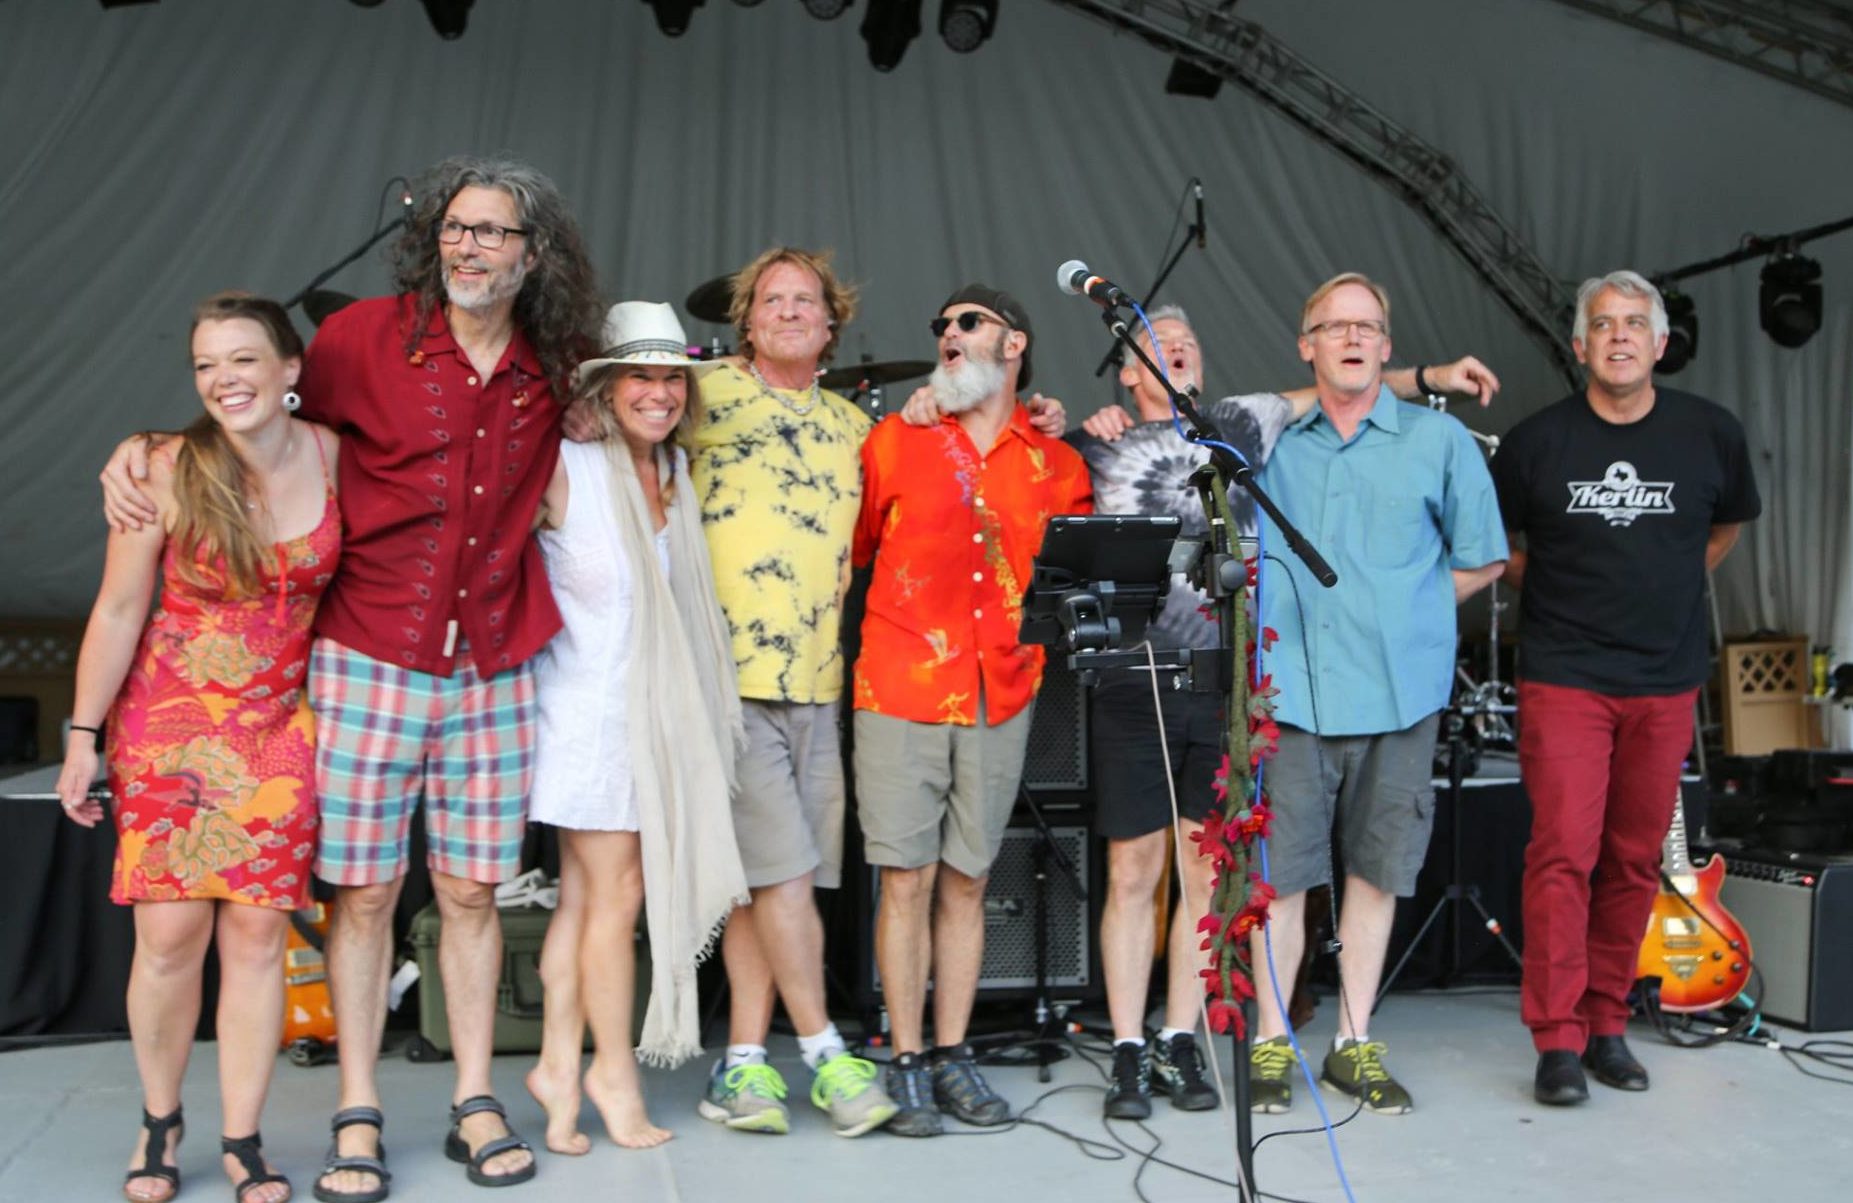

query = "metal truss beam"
[1544, 1, 1853, 112]
[1047, 0, 1582, 383]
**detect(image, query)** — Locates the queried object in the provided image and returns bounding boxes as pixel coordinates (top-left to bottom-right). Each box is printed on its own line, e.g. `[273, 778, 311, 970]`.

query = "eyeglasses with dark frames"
[438, 219, 531, 250]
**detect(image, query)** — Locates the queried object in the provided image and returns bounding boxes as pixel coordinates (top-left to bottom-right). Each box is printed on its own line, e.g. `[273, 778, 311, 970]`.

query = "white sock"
[797, 1024, 845, 1070]
[1115, 1036, 1146, 1049]
[1157, 1027, 1193, 1044]
[1334, 1035, 1366, 1051]
[724, 1043, 768, 1070]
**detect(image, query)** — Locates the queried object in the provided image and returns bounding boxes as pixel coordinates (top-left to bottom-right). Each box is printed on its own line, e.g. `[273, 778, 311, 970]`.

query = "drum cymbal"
[818, 360, 936, 391]
[302, 289, 359, 327]
[685, 274, 735, 325]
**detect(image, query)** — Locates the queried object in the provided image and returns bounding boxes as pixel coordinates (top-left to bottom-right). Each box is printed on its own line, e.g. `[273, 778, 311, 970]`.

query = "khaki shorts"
[1262, 713, 1441, 898]
[733, 700, 846, 890]
[853, 699, 1034, 878]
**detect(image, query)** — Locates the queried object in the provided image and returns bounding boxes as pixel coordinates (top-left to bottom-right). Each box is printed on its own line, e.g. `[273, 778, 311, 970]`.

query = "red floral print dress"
[106, 482, 340, 910]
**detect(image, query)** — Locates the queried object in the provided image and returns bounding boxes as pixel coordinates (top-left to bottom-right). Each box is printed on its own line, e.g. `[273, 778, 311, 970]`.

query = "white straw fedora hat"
[574, 301, 715, 385]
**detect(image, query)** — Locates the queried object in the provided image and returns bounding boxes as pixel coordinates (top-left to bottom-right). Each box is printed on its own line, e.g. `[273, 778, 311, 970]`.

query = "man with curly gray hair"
[102, 155, 604, 1199]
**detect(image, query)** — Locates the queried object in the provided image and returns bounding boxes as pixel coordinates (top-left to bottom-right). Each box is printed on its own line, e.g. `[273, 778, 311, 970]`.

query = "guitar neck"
[1663, 785, 1694, 879]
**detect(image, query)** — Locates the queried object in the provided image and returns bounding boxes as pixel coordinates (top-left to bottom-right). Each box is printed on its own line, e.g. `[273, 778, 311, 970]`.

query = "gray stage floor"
[2, 989, 1847, 1203]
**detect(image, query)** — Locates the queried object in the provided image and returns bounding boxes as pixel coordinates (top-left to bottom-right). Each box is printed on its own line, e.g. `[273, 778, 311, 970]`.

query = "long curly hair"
[390, 155, 603, 395]
[171, 292, 305, 599]
[727, 246, 859, 365]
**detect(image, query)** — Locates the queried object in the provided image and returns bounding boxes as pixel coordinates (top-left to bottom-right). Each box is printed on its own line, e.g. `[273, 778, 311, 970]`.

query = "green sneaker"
[698, 1061, 791, 1134]
[1320, 1040, 1413, 1115]
[1248, 1036, 1297, 1114]
[810, 1051, 899, 1138]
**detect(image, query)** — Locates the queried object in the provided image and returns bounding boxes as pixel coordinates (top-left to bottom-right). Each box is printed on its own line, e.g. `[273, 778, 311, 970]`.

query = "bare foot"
[584, 1058, 672, 1149]
[124, 1114, 182, 1203]
[525, 1061, 591, 1155]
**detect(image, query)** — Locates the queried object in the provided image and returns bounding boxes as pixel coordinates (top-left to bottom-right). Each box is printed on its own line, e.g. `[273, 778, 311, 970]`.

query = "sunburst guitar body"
[1635, 789, 1753, 1013]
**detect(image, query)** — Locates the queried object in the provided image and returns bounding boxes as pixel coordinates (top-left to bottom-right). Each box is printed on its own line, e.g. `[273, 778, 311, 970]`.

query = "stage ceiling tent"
[1, 0, 1849, 698]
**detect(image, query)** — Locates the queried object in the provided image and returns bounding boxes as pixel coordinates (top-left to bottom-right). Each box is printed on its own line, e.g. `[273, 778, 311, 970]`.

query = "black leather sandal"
[442, 1096, 536, 1189]
[310, 1107, 389, 1203]
[124, 1105, 184, 1203]
[220, 1133, 291, 1203]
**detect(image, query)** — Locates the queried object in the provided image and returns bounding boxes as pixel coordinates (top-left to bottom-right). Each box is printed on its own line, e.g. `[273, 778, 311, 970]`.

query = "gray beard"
[446, 257, 529, 315]
[929, 355, 1006, 414]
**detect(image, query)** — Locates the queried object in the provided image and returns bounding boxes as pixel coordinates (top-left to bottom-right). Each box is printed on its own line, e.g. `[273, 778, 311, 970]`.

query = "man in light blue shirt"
[1245, 273, 1507, 1117]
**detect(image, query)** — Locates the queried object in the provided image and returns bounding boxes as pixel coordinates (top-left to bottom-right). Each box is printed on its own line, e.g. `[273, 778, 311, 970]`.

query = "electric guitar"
[1634, 788, 1753, 1013]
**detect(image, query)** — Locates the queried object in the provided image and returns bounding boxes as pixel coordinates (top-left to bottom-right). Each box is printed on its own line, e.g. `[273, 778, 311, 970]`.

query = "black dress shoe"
[1534, 1050, 1589, 1106]
[1582, 1035, 1649, 1091]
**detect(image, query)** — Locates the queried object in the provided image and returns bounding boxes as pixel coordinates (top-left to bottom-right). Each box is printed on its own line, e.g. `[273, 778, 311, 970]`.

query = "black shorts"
[1089, 679, 1225, 840]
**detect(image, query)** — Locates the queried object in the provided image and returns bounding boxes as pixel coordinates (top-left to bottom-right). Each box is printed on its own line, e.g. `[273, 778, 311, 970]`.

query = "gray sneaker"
[884, 1053, 943, 1138]
[930, 1047, 1010, 1126]
[697, 1061, 791, 1134]
[810, 1051, 899, 1138]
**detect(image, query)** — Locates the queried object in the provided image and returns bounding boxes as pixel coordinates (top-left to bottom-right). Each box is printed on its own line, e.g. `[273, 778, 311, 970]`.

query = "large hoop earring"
[283, 390, 302, 412]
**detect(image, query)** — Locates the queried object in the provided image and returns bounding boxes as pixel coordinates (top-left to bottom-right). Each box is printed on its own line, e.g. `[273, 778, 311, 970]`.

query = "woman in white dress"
[522, 302, 748, 1151]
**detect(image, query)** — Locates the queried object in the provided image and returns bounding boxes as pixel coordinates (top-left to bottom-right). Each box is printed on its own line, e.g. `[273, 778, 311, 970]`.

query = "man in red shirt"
[102, 156, 602, 1198]
[853, 286, 1094, 1136]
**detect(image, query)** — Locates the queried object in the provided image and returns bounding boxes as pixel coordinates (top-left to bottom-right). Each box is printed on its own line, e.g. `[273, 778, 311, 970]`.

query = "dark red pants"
[1517, 680, 1697, 1052]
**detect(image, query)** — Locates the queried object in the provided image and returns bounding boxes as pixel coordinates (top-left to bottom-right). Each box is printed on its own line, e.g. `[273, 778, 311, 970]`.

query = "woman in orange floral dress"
[58, 293, 340, 1203]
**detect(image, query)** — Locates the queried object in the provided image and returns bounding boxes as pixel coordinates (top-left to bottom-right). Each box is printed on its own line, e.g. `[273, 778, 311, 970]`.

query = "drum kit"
[684, 272, 932, 415]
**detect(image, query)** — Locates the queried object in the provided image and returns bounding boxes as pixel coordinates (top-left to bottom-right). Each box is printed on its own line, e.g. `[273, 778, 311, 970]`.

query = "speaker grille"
[1023, 658, 1087, 790]
[976, 825, 1092, 989]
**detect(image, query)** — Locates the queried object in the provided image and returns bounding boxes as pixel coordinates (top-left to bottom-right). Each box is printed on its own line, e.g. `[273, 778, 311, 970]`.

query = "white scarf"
[603, 438, 750, 1067]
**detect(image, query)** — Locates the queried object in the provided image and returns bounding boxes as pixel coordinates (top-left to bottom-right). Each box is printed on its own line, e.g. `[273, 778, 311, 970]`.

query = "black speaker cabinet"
[1022, 658, 1087, 792]
[860, 821, 1102, 1001]
[1717, 846, 1853, 1032]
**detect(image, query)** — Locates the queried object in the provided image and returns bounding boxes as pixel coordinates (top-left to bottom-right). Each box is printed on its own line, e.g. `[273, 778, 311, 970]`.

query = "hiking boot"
[1103, 1041, 1153, 1119]
[810, 1051, 899, 1138]
[884, 1053, 943, 1138]
[930, 1045, 1011, 1126]
[697, 1061, 790, 1134]
[1320, 1040, 1413, 1115]
[1248, 1036, 1296, 1114]
[1151, 1032, 1220, 1111]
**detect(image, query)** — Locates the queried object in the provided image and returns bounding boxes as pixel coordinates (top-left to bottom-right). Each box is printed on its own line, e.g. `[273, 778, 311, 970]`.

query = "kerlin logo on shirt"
[1564, 461, 1676, 526]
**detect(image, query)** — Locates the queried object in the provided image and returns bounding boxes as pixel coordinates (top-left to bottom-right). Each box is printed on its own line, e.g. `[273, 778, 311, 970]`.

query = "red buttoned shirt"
[852, 405, 1093, 725]
[298, 294, 563, 678]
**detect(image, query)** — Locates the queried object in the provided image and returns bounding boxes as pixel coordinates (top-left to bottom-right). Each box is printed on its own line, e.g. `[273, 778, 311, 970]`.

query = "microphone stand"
[283, 215, 407, 313]
[1091, 206, 1205, 378]
[1092, 302, 1334, 1198]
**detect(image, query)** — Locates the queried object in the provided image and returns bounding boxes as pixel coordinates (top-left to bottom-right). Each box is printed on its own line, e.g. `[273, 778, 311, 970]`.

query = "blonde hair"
[171, 292, 305, 598]
[727, 246, 859, 365]
[1300, 272, 1392, 336]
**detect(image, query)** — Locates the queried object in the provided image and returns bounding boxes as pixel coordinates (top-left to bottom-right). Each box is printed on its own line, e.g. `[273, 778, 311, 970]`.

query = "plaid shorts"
[310, 638, 536, 886]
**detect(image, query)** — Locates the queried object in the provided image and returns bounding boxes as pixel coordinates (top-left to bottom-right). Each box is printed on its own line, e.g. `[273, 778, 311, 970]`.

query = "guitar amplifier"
[1716, 846, 1853, 1031]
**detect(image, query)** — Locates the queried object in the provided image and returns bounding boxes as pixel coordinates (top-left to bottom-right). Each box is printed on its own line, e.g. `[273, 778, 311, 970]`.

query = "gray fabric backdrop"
[3, 0, 1848, 739]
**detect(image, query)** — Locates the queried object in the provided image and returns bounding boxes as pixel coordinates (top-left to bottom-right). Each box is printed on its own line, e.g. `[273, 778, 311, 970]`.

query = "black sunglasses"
[929, 311, 1007, 338]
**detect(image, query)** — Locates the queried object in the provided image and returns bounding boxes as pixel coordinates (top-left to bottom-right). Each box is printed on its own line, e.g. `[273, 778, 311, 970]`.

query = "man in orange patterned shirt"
[852, 285, 1094, 1136]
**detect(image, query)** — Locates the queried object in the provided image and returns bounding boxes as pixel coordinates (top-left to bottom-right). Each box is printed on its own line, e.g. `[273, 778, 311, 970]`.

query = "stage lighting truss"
[939, 0, 997, 52]
[1759, 250, 1824, 349]
[862, 0, 924, 71]
[804, 0, 854, 19]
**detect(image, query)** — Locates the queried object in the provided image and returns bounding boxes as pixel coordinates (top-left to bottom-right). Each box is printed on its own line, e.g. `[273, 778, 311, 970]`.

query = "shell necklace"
[745, 359, 820, 417]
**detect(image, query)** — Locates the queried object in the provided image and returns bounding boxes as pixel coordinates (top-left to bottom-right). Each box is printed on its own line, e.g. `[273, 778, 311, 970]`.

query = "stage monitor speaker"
[1718, 846, 1853, 1032]
[1023, 658, 1087, 791]
[863, 822, 1099, 998]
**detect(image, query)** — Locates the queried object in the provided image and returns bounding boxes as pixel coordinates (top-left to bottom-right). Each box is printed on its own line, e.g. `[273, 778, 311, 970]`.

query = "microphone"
[1057, 260, 1133, 308]
[1194, 180, 1206, 250]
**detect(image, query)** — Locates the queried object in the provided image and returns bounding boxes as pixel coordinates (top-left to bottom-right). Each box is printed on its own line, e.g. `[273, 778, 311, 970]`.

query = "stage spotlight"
[1759, 251, 1823, 349]
[804, 0, 853, 19]
[861, 0, 923, 71]
[419, 0, 472, 38]
[1164, 57, 1224, 99]
[938, 0, 995, 52]
[647, 0, 704, 34]
[1658, 287, 1698, 374]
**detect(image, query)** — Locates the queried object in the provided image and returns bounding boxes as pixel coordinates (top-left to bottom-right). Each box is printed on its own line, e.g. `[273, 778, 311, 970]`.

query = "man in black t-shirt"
[1492, 271, 1760, 1108]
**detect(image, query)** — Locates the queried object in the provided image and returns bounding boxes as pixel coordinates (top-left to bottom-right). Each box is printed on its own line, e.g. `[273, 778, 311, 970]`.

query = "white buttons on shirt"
[476, 428, 486, 438]
[971, 533, 983, 543]
[974, 609, 983, 619]
[467, 537, 478, 547]
[473, 485, 484, 495]
[458, 589, 468, 598]
[467, 376, 479, 386]
[971, 571, 983, 582]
